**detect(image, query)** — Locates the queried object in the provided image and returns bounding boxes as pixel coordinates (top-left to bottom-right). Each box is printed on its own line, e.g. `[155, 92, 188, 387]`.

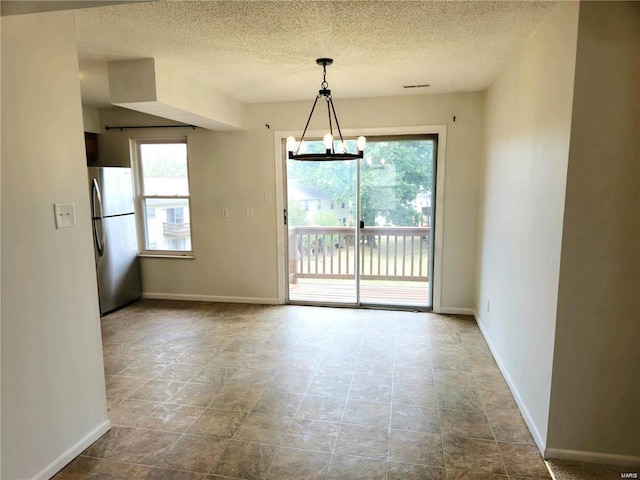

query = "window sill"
[138, 253, 195, 259]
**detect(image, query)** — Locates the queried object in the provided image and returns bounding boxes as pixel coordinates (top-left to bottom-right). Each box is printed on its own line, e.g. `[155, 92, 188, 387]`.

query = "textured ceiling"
[74, 0, 557, 107]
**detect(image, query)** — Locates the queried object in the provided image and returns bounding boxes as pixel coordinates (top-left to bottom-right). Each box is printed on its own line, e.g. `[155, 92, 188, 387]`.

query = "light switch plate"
[222, 207, 229, 218]
[54, 203, 76, 229]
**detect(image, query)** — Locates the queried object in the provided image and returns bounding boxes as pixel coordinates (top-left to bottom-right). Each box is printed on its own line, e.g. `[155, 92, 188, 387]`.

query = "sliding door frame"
[274, 125, 447, 312]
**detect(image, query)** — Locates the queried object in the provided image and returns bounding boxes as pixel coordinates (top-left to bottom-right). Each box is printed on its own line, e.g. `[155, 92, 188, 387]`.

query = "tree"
[287, 200, 308, 226]
[140, 144, 187, 178]
[288, 138, 434, 227]
[311, 210, 339, 226]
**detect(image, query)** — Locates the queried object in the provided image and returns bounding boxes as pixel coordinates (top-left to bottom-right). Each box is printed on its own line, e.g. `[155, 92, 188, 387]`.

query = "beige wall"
[1, 11, 109, 479]
[82, 106, 101, 133]
[475, 2, 580, 448]
[547, 1, 640, 460]
[98, 92, 483, 309]
[96, 108, 186, 167]
[477, 0, 640, 463]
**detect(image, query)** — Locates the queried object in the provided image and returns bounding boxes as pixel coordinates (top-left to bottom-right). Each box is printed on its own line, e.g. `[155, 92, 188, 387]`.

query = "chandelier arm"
[298, 95, 321, 152]
[326, 97, 334, 153]
[328, 97, 346, 148]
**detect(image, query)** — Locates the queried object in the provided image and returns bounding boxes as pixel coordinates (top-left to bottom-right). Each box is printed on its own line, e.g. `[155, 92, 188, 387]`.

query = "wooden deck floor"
[288, 279, 430, 307]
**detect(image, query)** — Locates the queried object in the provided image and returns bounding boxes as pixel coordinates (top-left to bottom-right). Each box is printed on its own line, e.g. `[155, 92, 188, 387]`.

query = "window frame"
[132, 137, 194, 257]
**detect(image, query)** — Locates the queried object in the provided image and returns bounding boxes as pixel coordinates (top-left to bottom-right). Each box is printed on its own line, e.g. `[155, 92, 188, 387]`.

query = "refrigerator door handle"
[91, 179, 105, 256]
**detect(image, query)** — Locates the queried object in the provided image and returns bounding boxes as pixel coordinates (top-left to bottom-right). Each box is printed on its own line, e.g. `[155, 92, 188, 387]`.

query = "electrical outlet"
[54, 203, 76, 229]
[264, 191, 272, 204]
[246, 207, 254, 218]
[222, 208, 229, 218]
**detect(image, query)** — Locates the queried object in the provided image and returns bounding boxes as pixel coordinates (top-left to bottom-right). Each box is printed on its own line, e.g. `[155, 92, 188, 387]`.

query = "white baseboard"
[142, 292, 279, 305]
[545, 448, 640, 467]
[473, 309, 640, 468]
[437, 307, 475, 316]
[33, 419, 111, 480]
[472, 309, 547, 454]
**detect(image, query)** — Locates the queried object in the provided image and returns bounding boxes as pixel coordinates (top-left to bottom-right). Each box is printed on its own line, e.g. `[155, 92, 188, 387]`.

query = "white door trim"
[274, 125, 447, 311]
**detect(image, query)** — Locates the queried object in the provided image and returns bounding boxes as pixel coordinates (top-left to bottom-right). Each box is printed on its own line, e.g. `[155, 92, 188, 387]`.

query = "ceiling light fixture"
[287, 58, 366, 161]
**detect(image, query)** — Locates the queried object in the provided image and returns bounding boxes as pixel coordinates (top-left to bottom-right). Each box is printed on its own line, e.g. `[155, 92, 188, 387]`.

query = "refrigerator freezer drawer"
[96, 214, 141, 314]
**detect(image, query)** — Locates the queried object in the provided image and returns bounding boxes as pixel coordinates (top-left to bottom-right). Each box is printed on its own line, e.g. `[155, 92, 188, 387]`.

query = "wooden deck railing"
[288, 226, 430, 284]
[163, 222, 191, 237]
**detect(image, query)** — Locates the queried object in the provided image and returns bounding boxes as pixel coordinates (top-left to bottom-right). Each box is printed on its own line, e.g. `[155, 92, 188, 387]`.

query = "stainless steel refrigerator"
[88, 167, 142, 315]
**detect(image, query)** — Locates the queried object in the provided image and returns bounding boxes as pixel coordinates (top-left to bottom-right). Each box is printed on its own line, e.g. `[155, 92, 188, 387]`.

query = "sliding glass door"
[285, 135, 436, 308]
[358, 137, 435, 307]
[286, 143, 358, 305]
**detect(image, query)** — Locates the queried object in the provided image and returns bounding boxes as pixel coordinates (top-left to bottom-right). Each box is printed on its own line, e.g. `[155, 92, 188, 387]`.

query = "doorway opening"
[284, 134, 437, 309]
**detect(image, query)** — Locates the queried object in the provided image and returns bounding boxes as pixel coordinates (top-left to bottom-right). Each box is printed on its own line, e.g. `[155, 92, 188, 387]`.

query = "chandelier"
[287, 58, 366, 161]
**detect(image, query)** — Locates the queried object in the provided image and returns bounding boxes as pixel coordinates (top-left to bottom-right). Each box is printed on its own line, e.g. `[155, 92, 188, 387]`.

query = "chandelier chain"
[321, 64, 329, 90]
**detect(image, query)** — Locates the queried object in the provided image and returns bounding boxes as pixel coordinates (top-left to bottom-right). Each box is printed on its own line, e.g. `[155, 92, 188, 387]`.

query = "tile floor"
[54, 300, 551, 480]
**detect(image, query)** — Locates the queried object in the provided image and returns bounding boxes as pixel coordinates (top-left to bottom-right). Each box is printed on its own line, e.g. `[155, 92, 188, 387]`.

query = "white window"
[134, 139, 192, 255]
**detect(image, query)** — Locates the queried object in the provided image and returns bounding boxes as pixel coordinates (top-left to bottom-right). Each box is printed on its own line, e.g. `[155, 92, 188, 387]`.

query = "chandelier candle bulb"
[286, 136, 296, 153]
[357, 135, 367, 152]
[323, 133, 334, 152]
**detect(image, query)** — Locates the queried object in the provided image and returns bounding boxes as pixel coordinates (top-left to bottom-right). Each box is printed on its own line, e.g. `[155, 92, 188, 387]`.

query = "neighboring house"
[145, 202, 192, 251]
[143, 177, 192, 250]
[287, 179, 350, 225]
[288, 178, 432, 228]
